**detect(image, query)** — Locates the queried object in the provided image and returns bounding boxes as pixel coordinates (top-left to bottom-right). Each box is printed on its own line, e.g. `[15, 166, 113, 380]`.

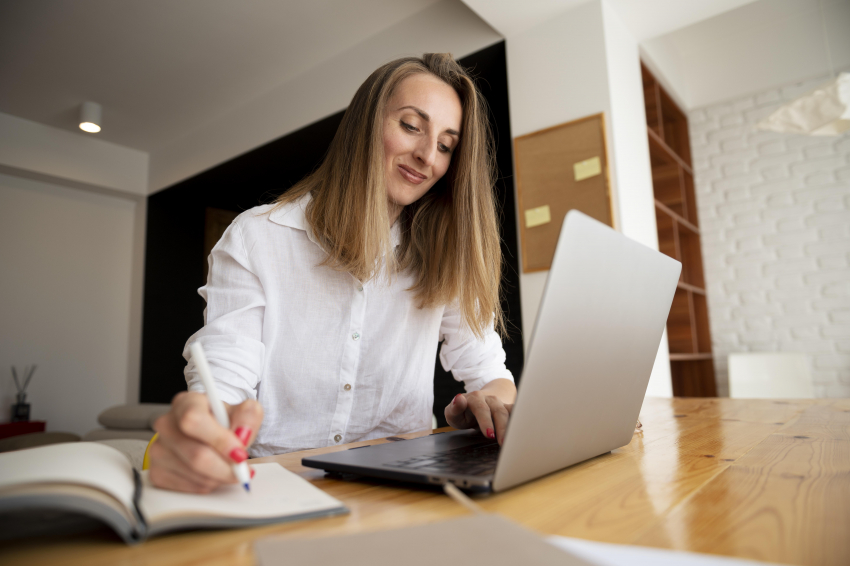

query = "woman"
[149, 53, 516, 493]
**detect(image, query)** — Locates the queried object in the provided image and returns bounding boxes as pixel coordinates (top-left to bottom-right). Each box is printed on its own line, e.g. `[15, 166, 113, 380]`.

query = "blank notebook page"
[139, 463, 343, 523]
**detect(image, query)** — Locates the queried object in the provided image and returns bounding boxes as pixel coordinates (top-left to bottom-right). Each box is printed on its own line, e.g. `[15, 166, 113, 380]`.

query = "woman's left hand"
[444, 386, 514, 445]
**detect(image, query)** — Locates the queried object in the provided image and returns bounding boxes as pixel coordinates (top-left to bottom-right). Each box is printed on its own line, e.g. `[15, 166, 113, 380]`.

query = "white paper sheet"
[140, 462, 344, 524]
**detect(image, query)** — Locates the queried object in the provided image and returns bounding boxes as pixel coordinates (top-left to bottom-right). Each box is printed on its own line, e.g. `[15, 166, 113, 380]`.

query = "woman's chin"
[388, 188, 427, 209]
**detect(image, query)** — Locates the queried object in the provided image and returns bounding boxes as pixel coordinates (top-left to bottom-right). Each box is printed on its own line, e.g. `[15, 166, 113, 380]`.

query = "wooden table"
[3, 398, 849, 565]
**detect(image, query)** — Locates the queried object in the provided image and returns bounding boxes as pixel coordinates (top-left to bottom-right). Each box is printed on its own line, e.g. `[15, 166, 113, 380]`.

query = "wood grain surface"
[2, 398, 847, 566]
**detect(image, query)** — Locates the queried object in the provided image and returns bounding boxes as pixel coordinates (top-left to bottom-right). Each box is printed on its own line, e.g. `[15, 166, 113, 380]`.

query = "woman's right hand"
[149, 392, 264, 493]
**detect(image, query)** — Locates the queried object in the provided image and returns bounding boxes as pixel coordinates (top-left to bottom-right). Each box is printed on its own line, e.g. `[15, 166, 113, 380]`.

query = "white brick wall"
[689, 74, 850, 398]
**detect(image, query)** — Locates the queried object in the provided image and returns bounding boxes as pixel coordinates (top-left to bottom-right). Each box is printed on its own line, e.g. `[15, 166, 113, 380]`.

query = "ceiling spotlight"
[79, 101, 102, 133]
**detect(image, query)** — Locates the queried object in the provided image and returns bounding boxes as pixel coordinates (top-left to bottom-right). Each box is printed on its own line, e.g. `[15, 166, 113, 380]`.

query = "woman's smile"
[398, 164, 427, 184]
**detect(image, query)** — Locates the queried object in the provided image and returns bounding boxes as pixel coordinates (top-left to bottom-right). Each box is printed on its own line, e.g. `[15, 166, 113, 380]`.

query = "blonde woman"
[148, 53, 516, 493]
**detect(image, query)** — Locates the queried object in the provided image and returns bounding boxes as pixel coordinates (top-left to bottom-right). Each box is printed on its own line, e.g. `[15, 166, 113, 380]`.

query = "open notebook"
[0, 442, 347, 544]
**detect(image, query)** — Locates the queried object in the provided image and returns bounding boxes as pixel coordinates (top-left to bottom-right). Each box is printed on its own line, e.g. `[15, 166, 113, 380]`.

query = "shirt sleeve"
[438, 304, 514, 392]
[183, 219, 265, 405]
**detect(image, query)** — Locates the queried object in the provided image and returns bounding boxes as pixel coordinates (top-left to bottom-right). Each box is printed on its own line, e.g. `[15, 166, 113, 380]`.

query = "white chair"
[728, 352, 814, 398]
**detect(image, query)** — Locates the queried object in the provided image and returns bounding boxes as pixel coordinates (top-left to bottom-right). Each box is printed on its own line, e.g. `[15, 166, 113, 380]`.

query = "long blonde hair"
[273, 53, 503, 339]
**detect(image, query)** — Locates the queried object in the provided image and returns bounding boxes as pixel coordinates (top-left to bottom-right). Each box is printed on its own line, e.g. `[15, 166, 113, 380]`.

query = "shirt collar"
[269, 192, 401, 249]
[268, 193, 318, 245]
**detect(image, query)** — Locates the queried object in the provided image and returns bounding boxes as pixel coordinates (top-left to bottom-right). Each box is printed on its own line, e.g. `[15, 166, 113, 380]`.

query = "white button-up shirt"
[183, 195, 513, 457]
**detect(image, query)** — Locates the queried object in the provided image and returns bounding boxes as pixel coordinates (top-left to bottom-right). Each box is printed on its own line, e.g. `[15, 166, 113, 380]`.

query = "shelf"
[655, 200, 699, 234]
[659, 88, 692, 167]
[643, 61, 715, 397]
[677, 281, 706, 295]
[667, 288, 695, 354]
[692, 293, 712, 353]
[671, 358, 717, 396]
[683, 168, 698, 229]
[656, 206, 677, 261]
[669, 353, 713, 361]
[642, 64, 662, 137]
[648, 128, 693, 176]
[678, 223, 706, 289]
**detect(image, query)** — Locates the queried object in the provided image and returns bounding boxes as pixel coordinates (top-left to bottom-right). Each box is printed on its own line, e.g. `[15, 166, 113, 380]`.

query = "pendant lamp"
[757, 73, 850, 136]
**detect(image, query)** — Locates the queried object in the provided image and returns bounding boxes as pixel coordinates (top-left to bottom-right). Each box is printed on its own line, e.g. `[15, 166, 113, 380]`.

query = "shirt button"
[344, 384, 351, 391]
[352, 332, 360, 341]
[334, 434, 342, 443]
[357, 285, 363, 292]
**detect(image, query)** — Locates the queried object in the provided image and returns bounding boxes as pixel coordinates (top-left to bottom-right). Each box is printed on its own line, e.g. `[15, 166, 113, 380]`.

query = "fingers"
[485, 396, 511, 445]
[464, 393, 496, 441]
[445, 393, 473, 430]
[227, 399, 264, 447]
[147, 438, 220, 493]
[445, 392, 514, 446]
[149, 392, 263, 493]
[153, 408, 236, 484]
[169, 392, 249, 466]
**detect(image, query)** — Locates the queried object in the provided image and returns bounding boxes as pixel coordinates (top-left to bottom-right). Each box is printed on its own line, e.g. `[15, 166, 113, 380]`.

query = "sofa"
[82, 403, 170, 441]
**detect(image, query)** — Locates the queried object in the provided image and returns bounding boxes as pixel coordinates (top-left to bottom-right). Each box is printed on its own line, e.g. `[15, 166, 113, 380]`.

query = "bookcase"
[642, 63, 717, 397]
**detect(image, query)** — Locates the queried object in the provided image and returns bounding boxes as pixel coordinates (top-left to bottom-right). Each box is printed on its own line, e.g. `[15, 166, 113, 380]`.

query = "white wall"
[600, 2, 672, 396]
[0, 110, 149, 425]
[0, 173, 139, 435]
[689, 73, 850, 398]
[149, 0, 502, 193]
[507, 0, 672, 395]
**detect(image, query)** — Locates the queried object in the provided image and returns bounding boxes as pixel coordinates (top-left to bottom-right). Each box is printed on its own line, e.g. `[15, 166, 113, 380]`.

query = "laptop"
[303, 210, 681, 492]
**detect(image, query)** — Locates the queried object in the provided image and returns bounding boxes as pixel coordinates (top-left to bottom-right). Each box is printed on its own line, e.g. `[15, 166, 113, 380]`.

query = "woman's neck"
[388, 200, 403, 226]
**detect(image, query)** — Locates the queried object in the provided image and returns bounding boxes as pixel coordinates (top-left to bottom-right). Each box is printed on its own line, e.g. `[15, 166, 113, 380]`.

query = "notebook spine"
[129, 468, 148, 543]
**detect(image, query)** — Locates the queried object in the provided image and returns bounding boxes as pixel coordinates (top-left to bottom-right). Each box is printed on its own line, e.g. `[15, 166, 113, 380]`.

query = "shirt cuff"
[187, 380, 251, 406]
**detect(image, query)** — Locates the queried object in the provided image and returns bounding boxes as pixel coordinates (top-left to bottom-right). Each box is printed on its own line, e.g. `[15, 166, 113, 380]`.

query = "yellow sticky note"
[574, 156, 602, 181]
[524, 205, 551, 228]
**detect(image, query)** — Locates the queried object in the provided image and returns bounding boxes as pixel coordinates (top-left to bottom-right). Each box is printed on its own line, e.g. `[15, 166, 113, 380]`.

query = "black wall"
[140, 42, 523, 425]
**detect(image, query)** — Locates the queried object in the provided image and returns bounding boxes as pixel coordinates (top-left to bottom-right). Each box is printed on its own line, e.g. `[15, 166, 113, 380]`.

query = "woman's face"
[383, 73, 462, 220]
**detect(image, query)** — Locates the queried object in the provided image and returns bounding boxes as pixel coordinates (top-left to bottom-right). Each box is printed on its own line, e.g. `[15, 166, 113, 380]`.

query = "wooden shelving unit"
[642, 63, 717, 397]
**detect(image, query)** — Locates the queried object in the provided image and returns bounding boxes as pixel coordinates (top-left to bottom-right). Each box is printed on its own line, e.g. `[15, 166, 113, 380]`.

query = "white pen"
[189, 341, 252, 492]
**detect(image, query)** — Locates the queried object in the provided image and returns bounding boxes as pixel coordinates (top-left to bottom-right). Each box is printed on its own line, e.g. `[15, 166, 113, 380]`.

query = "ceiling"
[0, 0, 441, 152]
[461, 0, 760, 40]
[642, 0, 850, 109]
[0, 0, 797, 155]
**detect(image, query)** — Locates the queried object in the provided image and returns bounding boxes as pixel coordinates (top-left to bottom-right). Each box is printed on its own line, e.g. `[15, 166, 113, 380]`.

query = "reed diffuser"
[11, 365, 36, 422]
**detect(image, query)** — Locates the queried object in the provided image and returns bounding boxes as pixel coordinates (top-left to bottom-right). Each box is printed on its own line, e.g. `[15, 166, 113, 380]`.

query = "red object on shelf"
[0, 421, 46, 439]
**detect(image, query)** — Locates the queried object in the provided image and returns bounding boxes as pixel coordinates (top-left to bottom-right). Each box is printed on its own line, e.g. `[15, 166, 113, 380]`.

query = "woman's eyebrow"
[397, 105, 460, 136]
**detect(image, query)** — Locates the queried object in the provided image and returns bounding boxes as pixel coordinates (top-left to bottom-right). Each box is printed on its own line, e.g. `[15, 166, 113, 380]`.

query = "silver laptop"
[303, 210, 681, 492]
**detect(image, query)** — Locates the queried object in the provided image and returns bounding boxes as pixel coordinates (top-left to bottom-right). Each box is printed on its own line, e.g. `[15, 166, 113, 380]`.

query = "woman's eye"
[438, 143, 452, 154]
[400, 120, 418, 132]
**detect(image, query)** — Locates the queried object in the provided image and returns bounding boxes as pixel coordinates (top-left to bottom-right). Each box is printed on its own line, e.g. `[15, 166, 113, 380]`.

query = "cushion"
[97, 403, 170, 430]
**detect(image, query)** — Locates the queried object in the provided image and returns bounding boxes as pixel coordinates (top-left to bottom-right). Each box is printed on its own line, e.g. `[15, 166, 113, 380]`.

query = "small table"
[0, 421, 45, 440]
[3, 398, 849, 566]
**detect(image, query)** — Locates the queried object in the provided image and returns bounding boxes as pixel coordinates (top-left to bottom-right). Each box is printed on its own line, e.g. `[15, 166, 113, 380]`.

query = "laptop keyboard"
[384, 441, 500, 476]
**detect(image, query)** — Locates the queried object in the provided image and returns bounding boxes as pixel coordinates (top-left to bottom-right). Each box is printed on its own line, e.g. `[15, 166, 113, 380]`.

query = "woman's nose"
[413, 137, 437, 167]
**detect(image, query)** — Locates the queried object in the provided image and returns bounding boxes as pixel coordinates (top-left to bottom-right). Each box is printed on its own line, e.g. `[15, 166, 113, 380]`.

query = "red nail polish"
[486, 428, 495, 439]
[250, 468, 256, 479]
[453, 394, 462, 405]
[234, 426, 252, 446]
[229, 447, 248, 463]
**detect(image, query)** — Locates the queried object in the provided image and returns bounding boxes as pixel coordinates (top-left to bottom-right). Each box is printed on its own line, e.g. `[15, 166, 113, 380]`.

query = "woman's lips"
[398, 164, 427, 184]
